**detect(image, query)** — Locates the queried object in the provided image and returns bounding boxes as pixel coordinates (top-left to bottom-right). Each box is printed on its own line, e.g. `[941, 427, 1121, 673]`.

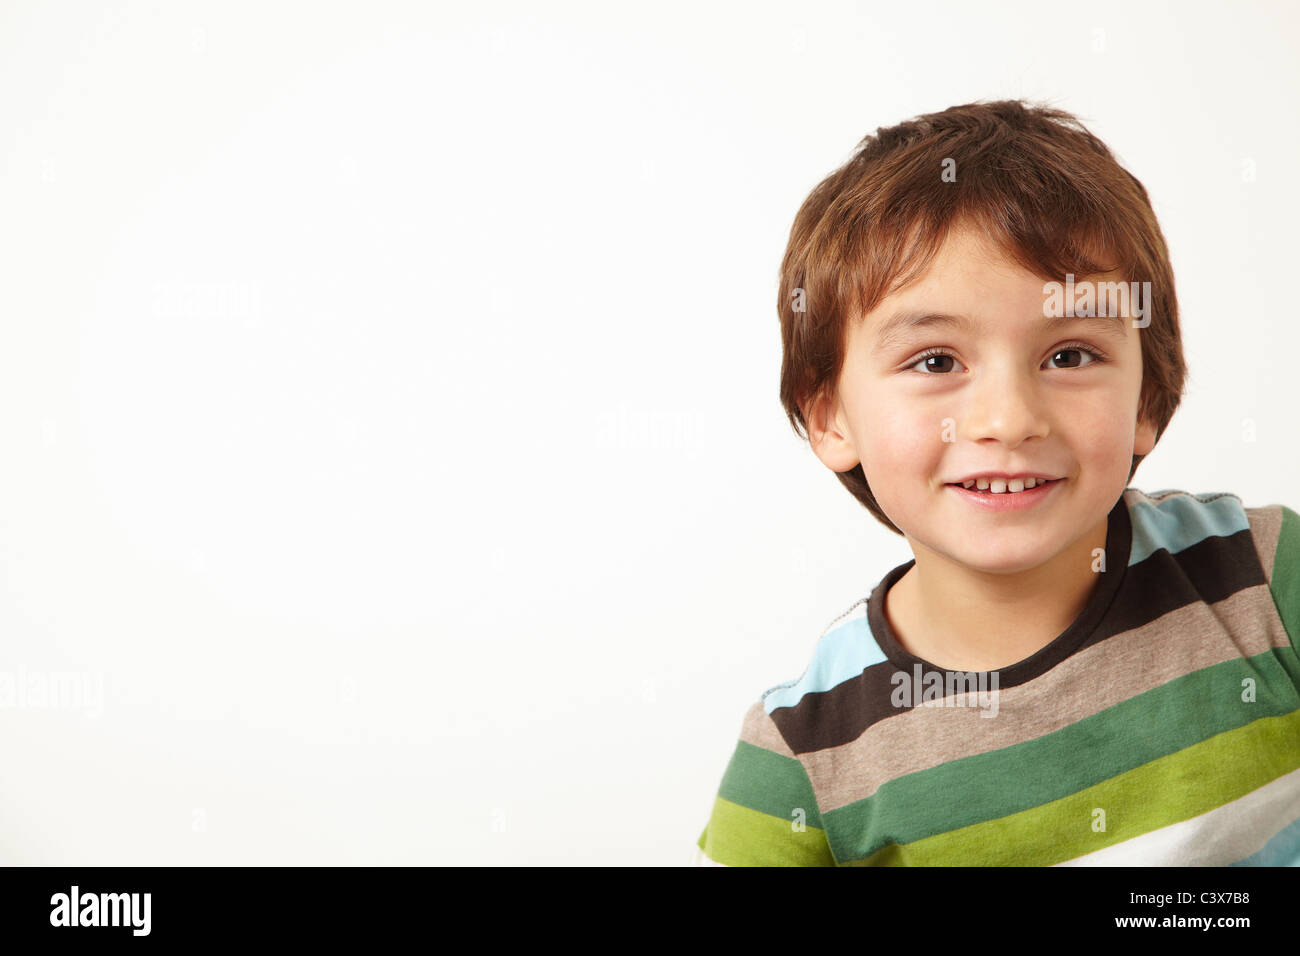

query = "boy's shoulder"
[750, 581, 899, 758]
[759, 595, 884, 711]
[1123, 486, 1296, 585]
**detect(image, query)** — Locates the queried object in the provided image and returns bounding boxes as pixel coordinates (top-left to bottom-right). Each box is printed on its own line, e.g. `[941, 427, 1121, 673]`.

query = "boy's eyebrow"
[871, 309, 1129, 354]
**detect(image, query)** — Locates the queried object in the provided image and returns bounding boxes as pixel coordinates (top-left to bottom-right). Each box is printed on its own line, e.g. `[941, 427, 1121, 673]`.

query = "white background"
[1, 0, 1297, 864]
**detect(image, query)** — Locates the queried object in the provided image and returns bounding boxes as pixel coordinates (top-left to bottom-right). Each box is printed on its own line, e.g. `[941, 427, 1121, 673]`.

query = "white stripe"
[1057, 765, 1300, 865]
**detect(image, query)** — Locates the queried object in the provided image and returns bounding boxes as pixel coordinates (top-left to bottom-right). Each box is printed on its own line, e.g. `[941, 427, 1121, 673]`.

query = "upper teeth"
[961, 477, 1048, 493]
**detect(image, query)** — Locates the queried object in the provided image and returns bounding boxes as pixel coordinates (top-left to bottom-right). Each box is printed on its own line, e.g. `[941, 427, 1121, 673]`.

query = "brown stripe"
[1088, 526, 1266, 635]
[806, 583, 1293, 812]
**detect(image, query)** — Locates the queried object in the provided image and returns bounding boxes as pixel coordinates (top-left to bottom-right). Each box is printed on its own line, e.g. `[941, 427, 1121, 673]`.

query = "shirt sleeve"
[695, 700, 837, 866]
[1249, 503, 1300, 657]
[1268, 505, 1300, 656]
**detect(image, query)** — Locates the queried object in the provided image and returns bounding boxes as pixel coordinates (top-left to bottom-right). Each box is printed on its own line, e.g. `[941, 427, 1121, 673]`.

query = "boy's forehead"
[859, 223, 1135, 344]
[862, 229, 1043, 332]
[901, 224, 1040, 300]
[930, 222, 1017, 270]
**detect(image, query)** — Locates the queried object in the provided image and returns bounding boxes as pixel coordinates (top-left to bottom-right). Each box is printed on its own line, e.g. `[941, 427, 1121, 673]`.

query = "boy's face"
[811, 222, 1158, 574]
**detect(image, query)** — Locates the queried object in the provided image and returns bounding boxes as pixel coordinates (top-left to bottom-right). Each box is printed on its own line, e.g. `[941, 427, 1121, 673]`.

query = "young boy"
[695, 100, 1300, 866]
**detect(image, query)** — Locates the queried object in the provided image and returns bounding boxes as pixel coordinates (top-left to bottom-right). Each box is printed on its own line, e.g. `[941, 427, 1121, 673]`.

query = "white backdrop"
[1, 0, 1297, 865]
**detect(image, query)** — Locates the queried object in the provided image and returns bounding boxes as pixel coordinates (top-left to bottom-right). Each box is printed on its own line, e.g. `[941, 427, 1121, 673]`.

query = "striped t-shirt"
[696, 487, 1300, 866]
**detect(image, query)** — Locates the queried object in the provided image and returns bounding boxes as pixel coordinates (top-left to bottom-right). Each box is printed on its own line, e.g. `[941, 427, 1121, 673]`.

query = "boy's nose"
[957, 369, 1051, 447]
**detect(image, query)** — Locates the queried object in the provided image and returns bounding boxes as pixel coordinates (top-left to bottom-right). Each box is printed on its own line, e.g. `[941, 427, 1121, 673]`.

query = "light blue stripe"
[763, 604, 888, 712]
[1128, 492, 1248, 566]
[1230, 810, 1300, 866]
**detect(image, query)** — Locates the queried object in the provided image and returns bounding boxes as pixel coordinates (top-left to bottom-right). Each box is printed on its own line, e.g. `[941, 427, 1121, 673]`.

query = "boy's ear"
[1134, 411, 1159, 457]
[805, 389, 862, 473]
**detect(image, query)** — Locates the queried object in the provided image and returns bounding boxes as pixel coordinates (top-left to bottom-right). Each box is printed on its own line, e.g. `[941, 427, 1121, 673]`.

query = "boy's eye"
[906, 346, 1104, 374]
[1046, 348, 1100, 370]
[910, 352, 962, 374]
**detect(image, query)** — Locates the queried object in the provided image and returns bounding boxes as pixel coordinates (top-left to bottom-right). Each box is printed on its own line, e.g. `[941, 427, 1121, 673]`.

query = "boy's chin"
[909, 529, 1073, 576]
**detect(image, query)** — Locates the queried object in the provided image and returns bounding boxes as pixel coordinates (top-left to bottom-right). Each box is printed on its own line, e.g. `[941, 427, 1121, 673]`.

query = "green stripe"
[717, 740, 824, 829]
[825, 649, 1300, 861]
[843, 705, 1300, 865]
[1273, 506, 1300, 655]
[698, 796, 835, 866]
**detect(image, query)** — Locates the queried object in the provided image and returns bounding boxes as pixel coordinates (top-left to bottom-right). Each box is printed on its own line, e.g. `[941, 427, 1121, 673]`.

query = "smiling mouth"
[946, 477, 1063, 495]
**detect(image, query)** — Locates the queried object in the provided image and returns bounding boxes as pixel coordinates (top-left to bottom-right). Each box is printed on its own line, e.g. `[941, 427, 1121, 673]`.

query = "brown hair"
[777, 99, 1187, 535]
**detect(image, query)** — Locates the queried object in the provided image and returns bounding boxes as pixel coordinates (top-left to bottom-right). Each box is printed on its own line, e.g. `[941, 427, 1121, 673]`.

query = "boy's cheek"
[865, 403, 946, 450]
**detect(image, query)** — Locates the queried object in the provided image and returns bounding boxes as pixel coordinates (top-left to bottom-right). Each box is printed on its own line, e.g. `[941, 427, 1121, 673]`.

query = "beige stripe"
[807, 584, 1293, 812]
[738, 700, 796, 757]
[1246, 504, 1284, 581]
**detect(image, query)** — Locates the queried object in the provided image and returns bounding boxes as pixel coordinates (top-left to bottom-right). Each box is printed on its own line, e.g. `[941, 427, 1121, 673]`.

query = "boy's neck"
[884, 514, 1111, 673]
